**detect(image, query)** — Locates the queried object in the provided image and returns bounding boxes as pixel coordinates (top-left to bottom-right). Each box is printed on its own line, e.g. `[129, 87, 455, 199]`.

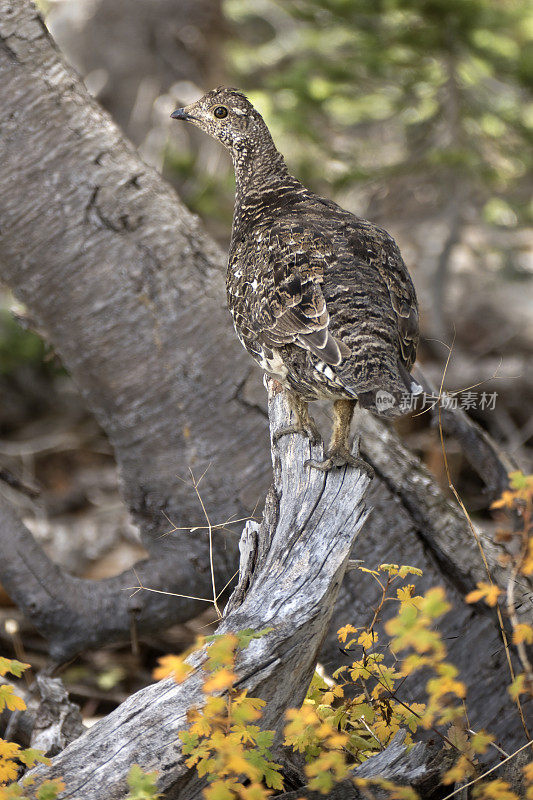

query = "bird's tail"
[399, 362, 423, 396]
[350, 363, 423, 418]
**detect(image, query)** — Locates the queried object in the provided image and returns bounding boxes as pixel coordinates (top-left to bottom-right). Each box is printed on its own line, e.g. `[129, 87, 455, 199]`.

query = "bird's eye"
[213, 106, 228, 119]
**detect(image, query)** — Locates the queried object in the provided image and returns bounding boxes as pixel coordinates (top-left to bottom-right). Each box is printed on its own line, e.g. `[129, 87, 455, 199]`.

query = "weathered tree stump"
[23, 382, 372, 798]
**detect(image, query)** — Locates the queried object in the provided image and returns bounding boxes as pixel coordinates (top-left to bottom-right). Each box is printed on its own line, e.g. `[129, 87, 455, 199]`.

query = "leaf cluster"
[0, 659, 59, 799]
[466, 472, 533, 703]
[154, 628, 281, 800]
[152, 564, 506, 798]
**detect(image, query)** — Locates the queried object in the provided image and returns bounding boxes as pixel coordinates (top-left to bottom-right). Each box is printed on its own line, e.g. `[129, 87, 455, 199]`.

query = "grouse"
[171, 88, 421, 475]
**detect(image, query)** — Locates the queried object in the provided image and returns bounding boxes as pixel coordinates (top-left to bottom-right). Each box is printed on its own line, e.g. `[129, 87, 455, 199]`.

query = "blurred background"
[0, 0, 531, 720]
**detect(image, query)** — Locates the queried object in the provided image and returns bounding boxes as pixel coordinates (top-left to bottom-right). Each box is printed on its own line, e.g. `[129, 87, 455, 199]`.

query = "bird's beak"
[170, 107, 193, 121]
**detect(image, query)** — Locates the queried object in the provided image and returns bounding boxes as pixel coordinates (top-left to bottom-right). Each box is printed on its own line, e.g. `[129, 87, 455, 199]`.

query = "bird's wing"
[374, 236, 419, 370]
[252, 224, 348, 366]
[308, 197, 419, 371]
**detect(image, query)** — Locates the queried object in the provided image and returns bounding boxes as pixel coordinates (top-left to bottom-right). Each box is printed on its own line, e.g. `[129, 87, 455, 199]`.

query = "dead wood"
[21, 383, 372, 798]
[0, 675, 84, 755]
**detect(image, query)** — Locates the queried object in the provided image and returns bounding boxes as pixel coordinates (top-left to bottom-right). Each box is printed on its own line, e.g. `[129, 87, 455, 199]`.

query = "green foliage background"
[171, 0, 532, 235]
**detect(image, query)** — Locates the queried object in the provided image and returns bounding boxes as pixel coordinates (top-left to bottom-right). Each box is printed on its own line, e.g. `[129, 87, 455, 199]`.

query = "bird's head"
[171, 87, 274, 160]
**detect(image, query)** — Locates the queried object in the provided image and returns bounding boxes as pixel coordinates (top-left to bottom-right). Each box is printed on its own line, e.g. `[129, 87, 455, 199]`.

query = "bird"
[171, 87, 421, 476]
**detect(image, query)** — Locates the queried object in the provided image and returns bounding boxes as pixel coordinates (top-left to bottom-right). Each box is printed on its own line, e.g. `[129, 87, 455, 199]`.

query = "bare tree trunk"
[0, 0, 271, 658]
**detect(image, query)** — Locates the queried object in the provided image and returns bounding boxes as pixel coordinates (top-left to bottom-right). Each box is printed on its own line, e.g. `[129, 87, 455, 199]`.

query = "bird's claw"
[273, 421, 321, 446]
[305, 448, 374, 478]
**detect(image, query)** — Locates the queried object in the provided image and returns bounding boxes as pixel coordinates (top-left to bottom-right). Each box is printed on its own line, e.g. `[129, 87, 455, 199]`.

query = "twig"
[125, 567, 239, 605]
[466, 729, 509, 759]
[440, 739, 533, 800]
[435, 334, 531, 740]
[158, 509, 259, 539]
[188, 467, 220, 619]
[507, 553, 533, 689]
[127, 567, 217, 604]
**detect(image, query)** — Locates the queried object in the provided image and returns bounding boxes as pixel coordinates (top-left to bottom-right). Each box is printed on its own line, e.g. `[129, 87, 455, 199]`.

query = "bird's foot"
[273, 419, 322, 447]
[305, 446, 374, 478]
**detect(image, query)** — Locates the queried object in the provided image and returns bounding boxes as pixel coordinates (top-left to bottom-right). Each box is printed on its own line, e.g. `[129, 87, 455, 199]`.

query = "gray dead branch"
[0, 675, 84, 756]
[22, 384, 373, 798]
[17, 388, 530, 798]
[277, 731, 447, 799]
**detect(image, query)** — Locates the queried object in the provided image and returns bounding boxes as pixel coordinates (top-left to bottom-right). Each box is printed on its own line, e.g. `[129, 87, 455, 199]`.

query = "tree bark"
[0, 0, 270, 657]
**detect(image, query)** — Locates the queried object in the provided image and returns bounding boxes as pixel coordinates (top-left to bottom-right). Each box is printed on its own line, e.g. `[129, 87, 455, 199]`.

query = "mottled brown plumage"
[171, 88, 420, 474]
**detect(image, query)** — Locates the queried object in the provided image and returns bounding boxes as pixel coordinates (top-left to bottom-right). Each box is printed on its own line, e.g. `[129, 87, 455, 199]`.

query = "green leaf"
[509, 470, 528, 490]
[0, 785, 25, 799]
[0, 658, 30, 678]
[253, 729, 275, 754]
[203, 780, 236, 800]
[235, 628, 274, 650]
[35, 780, 65, 800]
[17, 748, 50, 768]
[205, 628, 274, 651]
[398, 566, 423, 578]
[126, 764, 160, 799]
[509, 673, 526, 700]
[245, 749, 284, 790]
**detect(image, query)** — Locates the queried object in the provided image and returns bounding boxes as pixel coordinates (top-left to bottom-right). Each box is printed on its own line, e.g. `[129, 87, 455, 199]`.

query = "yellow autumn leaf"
[443, 754, 473, 785]
[0, 685, 26, 712]
[153, 655, 193, 684]
[226, 751, 260, 781]
[322, 687, 343, 705]
[491, 490, 516, 509]
[358, 631, 375, 648]
[188, 716, 212, 737]
[322, 684, 344, 705]
[0, 758, 19, 784]
[379, 563, 399, 574]
[465, 582, 501, 607]
[0, 740, 20, 760]
[0, 739, 21, 784]
[202, 695, 227, 717]
[203, 778, 238, 800]
[203, 668, 237, 693]
[240, 782, 273, 799]
[470, 730, 494, 754]
[0, 658, 30, 678]
[513, 624, 533, 645]
[473, 778, 519, 800]
[337, 625, 358, 643]
[206, 634, 238, 670]
[397, 585, 414, 602]
[326, 732, 350, 748]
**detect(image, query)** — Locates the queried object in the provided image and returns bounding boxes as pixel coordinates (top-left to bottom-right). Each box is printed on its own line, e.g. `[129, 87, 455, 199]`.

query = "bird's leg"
[306, 399, 374, 477]
[273, 392, 321, 446]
